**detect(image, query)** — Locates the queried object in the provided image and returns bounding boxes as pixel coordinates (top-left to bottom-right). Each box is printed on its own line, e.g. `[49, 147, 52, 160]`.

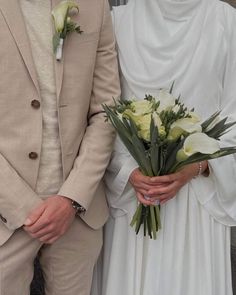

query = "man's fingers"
[25, 195, 76, 243]
[24, 203, 46, 226]
[25, 209, 53, 233]
[38, 232, 60, 244]
[43, 236, 60, 245]
[27, 224, 54, 238]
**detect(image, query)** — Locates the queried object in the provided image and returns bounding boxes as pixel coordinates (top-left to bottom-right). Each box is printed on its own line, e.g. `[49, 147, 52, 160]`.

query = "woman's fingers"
[129, 169, 175, 195]
[150, 173, 176, 184]
[147, 181, 177, 196]
[129, 168, 155, 186]
[136, 191, 153, 206]
[150, 191, 176, 204]
[130, 163, 205, 206]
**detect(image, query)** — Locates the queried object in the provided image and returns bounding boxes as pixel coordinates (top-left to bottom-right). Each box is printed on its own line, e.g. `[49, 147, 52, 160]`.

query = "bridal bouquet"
[103, 86, 236, 239]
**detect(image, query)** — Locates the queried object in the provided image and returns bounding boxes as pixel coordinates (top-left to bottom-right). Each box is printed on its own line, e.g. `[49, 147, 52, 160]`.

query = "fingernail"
[24, 218, 32, 226]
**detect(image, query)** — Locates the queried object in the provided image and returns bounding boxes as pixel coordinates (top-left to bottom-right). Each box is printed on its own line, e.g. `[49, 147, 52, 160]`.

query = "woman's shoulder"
[111, 5, 127, 27]
[216, 1, 236, 29]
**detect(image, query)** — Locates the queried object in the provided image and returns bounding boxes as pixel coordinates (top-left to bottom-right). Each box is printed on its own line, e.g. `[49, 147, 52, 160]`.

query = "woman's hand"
[129, 168, 161, 205]
[129, 161, 208, 205]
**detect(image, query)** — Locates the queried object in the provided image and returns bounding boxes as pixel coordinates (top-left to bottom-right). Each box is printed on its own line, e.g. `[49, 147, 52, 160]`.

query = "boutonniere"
[52, 1, 83, 61]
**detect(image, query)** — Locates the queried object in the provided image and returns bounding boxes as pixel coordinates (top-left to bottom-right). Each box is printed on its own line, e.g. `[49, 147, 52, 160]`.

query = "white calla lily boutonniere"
[52, 0, 83, 61]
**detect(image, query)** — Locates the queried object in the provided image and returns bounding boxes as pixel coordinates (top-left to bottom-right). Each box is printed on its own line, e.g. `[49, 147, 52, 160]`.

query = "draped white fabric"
[92, 1, 236, 295]
[114, 0, 217, 98]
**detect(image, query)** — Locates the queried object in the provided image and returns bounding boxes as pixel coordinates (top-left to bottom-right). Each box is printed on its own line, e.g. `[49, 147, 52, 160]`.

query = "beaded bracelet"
[196, 161, 203, 176]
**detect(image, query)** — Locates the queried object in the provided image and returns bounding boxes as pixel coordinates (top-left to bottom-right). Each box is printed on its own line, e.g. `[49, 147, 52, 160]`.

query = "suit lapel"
[0, 0, 67, 100]
[52, 0, 64, 101]
[0, 0, 40, 95]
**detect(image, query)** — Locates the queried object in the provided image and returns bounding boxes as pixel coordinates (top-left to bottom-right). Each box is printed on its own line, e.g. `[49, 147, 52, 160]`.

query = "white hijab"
[113, 0, 217, 98]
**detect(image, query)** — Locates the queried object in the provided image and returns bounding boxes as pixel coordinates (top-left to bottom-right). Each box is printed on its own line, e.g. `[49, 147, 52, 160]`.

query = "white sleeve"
[104, 136, 138, 212]
[192, 8, 236, 226]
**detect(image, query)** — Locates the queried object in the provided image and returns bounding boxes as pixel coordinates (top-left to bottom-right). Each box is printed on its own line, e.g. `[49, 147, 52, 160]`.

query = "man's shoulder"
[72, 0, 107, 34]
[79, 0, 107, 12]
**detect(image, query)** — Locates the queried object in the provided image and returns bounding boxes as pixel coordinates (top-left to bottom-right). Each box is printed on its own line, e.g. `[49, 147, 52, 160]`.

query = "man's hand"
[24, 195, 76, 244]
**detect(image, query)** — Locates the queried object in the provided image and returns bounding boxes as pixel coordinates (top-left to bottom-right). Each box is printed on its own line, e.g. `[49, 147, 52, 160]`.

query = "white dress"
[92, 1, 236, 294]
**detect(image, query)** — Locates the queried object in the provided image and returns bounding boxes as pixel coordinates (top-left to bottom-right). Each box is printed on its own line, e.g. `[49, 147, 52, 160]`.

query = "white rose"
[130, 100, 153, 115]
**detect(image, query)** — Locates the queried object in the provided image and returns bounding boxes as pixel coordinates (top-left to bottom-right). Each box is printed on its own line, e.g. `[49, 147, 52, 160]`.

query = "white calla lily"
[176, 132, 220, 162]
[172, 118, 202, 133]
[167, 117, 202, 141]
[188, 111, 201, 123]
[52, 1, 79, 33]
[157, 89, 176, 112]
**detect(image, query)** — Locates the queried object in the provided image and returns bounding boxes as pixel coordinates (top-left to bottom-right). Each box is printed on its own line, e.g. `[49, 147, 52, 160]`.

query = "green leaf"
[131, 133, 152, 175]
[103, 105, 132, 141]
[150, 206, 157, 240]
[206, 120, 236, 139]
[158, 146, 166, 175]
[171, 147, 236, 172]
[103, 106, 150, 174]
[150, 117, 159, 175]
[147, 207, 153, 239]
[75, 25, 83, 34]
[130, 203, 142, 227]
[144, 211, 147, 236]
[164, 139, 184, 174]
[53, 32, 60, 53]
[135, 204, 144, 234]
[169, 81, 175, 94]
[128, 118, 153, 176]
[154, 205, 162, 229]
[205, 117, 227, 138]
[201, 111, 221, 131]
[61, 7, 69, 39]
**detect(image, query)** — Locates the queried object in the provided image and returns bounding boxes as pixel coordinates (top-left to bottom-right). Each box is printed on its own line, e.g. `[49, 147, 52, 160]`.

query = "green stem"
[150, 205, 157, 240]
[155, 205, 162, 230]
[130, 203, 142, 227]
[135, 204, 143, 234]
[147, 206, 152, 239]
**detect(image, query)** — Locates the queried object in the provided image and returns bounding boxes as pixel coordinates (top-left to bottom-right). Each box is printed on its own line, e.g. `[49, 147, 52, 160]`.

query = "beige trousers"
[0, 217, 102, 295]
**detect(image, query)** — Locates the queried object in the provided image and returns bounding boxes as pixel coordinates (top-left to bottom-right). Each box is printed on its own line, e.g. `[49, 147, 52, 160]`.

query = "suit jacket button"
[0, 214, 7, 223]
[29, 152, 38, 160]
[31, 100, 40, 109]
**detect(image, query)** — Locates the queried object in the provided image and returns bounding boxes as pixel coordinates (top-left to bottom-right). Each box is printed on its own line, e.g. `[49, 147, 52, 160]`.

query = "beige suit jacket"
[0, 0, 120, 245]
